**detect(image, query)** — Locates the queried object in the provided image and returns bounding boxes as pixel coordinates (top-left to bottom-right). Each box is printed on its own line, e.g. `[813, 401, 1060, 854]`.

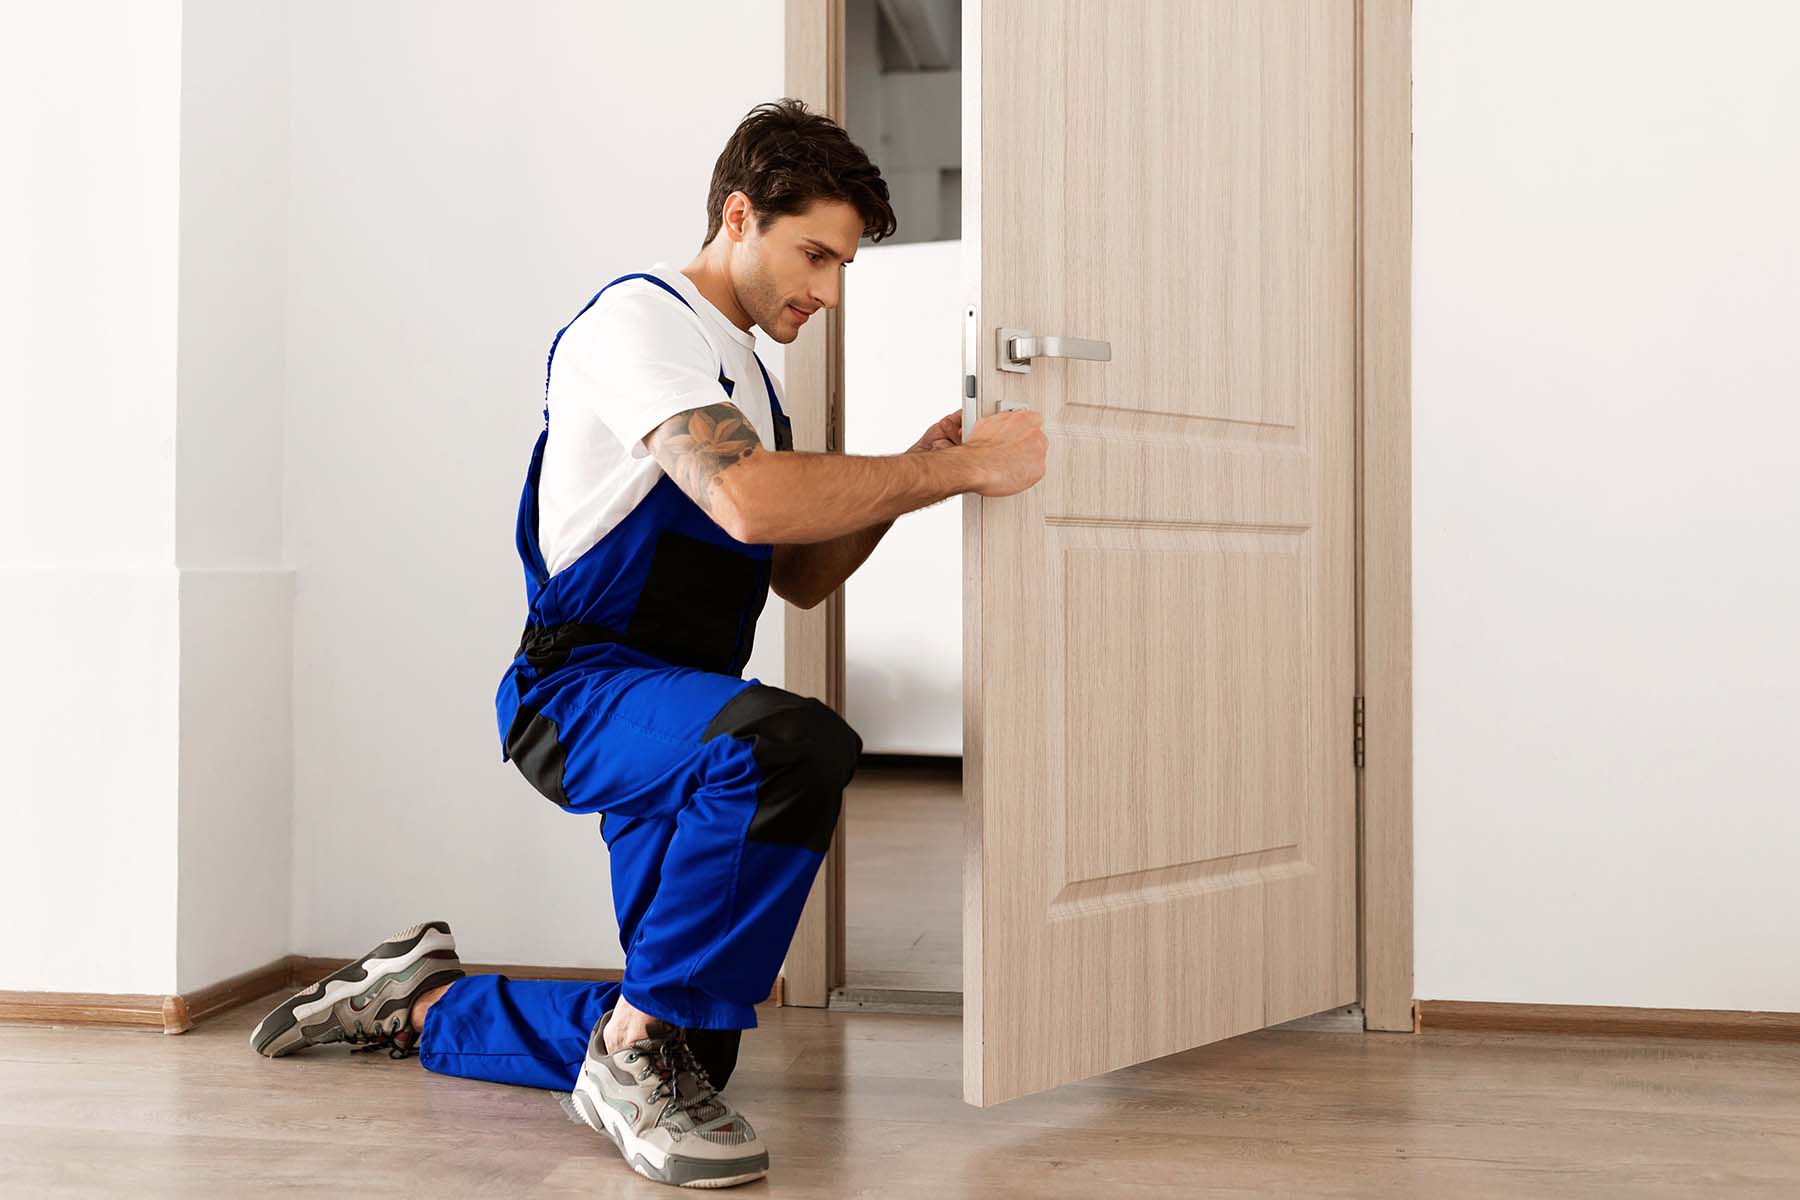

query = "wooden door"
[962, 0, 1360, 1106]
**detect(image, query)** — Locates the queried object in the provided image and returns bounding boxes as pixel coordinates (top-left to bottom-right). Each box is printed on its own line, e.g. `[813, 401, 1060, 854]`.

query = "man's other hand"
[908, 409, 964, 454]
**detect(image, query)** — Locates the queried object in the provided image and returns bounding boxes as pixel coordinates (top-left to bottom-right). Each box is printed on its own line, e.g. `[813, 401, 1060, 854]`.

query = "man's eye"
[806, 251, 821, 264]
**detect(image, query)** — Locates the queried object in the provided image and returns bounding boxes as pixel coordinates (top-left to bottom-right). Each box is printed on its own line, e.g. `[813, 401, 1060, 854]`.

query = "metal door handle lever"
[997, 327, 1112, 374]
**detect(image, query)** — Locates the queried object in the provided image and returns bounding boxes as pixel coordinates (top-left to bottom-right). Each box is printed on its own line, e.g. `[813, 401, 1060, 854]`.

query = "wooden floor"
[844, 760, 961, 992]
[3, 990, 1796, 1197]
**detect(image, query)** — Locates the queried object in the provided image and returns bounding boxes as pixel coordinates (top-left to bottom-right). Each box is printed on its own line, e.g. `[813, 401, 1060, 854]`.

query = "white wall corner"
[175, 568, 296, 993]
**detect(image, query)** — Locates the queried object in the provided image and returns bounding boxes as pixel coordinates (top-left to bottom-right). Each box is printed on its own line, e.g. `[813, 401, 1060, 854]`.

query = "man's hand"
[958, 407, 1046, 497]
[906, 406, 1045, 498]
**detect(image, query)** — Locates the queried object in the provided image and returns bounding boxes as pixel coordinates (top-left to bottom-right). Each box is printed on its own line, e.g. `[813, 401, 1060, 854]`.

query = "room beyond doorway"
[837, 758, 962, 1013]
[831, 0, 966, 1016]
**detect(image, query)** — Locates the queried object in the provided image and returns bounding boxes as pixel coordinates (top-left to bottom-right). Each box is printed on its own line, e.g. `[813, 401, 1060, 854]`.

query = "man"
[248, 98, 1045, 1189]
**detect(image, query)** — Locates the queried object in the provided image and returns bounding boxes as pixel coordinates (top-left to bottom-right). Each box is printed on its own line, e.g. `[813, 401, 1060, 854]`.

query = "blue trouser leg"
[417, 975, 618, 1090]
[416, 810, 753, 1090]
[605, 812, 677, 963]
[420, 658, 861, 1091]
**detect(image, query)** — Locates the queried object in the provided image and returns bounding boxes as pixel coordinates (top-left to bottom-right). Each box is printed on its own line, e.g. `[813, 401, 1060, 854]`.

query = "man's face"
[728, 196, 862, 344]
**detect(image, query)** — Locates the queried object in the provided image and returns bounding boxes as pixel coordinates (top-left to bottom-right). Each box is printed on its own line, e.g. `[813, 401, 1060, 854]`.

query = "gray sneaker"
[248, 920, 465, 1058]
[562, 1010, 769, 1188]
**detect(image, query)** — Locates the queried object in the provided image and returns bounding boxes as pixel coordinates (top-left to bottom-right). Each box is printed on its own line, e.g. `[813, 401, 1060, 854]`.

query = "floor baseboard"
[1419, 999, 1800, 1042]
[829, 986, 962, 1015]
[2, 955, 784, 1035]
[166, 957, 303, 1034]
[0, 990, 172, 1031]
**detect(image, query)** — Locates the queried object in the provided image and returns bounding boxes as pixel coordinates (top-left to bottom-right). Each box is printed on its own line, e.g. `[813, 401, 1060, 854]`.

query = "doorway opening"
[835, 0, 965, 1015]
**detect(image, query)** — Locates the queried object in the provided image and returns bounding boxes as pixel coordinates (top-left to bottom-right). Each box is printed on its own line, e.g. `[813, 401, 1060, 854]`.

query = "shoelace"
[347, 1034, 415, 1060]
[629, 1034, 724, 1126]
[344, 1014, 417, 1060]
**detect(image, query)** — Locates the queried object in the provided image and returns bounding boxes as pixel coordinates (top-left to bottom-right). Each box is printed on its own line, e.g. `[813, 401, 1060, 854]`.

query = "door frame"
[779, 0, 1414, 1035]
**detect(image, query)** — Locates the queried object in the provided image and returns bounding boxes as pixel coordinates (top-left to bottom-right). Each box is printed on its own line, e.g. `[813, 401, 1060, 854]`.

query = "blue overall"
[416, 273, 861, 1092]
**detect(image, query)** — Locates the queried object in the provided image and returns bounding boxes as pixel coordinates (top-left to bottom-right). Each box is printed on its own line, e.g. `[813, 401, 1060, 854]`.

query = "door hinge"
[1353, 695, 1366, 769]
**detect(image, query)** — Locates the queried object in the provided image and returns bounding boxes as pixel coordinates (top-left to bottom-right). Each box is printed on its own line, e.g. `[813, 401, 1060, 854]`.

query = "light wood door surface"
[962, 0, 1359, 1106]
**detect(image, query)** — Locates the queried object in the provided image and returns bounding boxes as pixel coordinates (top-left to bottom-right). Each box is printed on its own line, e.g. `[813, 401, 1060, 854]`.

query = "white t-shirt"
[536, 263, 784, 578]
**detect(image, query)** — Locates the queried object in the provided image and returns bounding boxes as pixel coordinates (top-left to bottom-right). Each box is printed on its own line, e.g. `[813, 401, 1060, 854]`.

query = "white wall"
[1413, 1, 1800, 1011]
[283, 1, 788, 966]
[176, 0, 287, 566]
[0, 570, 182, 993]
[0, 2, 182, 569]
[0, 2, 184, 994]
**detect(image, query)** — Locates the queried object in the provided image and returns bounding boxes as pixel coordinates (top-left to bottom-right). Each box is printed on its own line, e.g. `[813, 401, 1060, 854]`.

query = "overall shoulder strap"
[753, 353, 792, 450]
[752, 354, 779, 414]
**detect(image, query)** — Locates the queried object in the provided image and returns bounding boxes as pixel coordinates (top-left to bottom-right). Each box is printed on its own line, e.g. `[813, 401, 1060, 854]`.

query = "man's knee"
[702, 684, 863, 854]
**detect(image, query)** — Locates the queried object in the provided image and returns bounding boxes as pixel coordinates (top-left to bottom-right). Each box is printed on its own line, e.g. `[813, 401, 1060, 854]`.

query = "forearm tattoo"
[646, 402, 763, 518]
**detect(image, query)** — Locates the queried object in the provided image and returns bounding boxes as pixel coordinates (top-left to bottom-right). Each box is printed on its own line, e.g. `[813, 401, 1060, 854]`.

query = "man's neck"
[681, 247, 754, 333]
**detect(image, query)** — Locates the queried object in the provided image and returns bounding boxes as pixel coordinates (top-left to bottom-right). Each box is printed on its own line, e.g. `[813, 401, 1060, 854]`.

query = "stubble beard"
[735, 257, 796, 344]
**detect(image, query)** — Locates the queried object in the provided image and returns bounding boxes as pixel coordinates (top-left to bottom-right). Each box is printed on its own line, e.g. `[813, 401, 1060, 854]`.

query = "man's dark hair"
[702, 98, 897, 250]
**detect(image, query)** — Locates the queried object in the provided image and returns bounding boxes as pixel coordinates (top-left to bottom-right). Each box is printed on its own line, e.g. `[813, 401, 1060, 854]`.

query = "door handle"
[996, 326, 1112, 374]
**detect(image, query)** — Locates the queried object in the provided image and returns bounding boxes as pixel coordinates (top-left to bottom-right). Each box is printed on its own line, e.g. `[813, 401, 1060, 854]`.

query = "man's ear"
[723, 191, 755, 243]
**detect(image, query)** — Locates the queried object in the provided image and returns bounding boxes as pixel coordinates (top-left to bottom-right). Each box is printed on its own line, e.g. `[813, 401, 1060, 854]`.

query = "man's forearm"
[777, 517, 896, 608]
[716, 444, 982, 544]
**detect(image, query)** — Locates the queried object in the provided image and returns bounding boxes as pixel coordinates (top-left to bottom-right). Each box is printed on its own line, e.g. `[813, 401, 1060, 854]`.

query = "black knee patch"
[504, 704, 571, 808]
[703, 685, 862, 854]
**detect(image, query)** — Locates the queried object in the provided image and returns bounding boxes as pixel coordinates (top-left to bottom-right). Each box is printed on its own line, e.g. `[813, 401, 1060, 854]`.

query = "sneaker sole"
[566, 1077, 769, 1189]
[249, 921, 458, 1058]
